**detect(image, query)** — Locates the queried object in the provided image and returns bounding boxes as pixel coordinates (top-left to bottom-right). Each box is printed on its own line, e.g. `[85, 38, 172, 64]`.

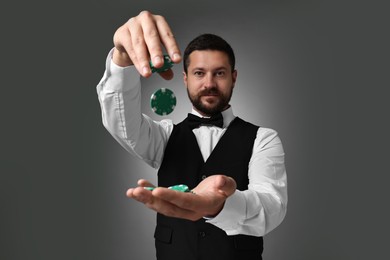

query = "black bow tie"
[187, 113, 224, 129]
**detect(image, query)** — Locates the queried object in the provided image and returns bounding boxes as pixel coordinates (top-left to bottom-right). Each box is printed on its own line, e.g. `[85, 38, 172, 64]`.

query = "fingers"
[153, 186, 225, 217]
[127, 15, 153, 77]
[153, 188, 201, 210]
[138, 14, 164, 68]
[126, 186, 153, 203]
[113, 26, 135, 67]
[113, 11, 181, 78]
[149, 193, 199, 221]
[154, 15, 181, 63]
[137, 179, 155, 188]
[126, 179, 155, 198]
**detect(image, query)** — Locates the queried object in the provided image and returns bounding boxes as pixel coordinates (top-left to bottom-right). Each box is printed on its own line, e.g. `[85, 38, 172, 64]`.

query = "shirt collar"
[190, 106, 236, 128]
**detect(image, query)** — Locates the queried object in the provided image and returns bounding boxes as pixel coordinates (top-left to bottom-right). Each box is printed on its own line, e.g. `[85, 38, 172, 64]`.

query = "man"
[97, 11, 287, 260]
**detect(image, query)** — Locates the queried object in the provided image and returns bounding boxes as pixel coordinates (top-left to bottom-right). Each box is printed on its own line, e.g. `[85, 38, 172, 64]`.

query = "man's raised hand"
[112, 11, 181, 79]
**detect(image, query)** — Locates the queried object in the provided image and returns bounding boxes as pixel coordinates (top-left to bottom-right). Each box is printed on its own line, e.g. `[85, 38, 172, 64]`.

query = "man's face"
[183, 50, 237, 116]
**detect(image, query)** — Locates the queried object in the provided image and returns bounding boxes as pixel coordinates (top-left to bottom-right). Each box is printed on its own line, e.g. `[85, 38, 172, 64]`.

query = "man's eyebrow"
[190, 67, 205, 71]
[213, 66, 228, 71]
[190, 66, 228, 71]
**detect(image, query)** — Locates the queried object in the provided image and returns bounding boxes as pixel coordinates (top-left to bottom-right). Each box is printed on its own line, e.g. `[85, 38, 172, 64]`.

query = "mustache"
[198, 87, 220, 96]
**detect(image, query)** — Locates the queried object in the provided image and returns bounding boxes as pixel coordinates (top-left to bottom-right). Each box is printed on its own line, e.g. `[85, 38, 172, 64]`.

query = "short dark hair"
[183, 33, 235, 73]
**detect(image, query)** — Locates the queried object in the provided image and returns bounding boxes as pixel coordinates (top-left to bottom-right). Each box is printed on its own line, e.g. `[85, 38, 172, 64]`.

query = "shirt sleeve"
[206, 127, 287, 236]
[96, 49, 173, 169]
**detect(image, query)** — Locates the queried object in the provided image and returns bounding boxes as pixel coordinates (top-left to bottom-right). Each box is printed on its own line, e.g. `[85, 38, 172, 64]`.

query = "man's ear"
[232, 70, 238, 86]
[183, 71, 188, 88]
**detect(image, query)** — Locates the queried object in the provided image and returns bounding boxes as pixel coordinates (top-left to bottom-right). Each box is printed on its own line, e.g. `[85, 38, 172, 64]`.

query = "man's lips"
[200, 92, 219, 97]
[201, 95, 219, 101]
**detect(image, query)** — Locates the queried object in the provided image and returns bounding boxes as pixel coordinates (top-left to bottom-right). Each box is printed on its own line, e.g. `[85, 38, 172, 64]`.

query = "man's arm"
[96, 11, 182, 168]
[97, 52, 173, 168]
[206, 128, 287, 236]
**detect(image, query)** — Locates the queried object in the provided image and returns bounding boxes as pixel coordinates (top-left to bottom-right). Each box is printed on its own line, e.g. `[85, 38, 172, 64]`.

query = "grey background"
[1, 0, 389, 259]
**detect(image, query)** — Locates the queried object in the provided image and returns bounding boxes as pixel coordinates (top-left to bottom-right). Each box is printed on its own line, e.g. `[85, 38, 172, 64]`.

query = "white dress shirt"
[96, 49, 287, 237]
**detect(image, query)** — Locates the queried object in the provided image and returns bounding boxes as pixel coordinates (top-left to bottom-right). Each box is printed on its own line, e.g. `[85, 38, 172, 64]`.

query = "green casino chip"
[149, 55, 173, 73]
[150, 88, 176, 116]
[168, 184, 190, 192]
[144, 184, 192, 193]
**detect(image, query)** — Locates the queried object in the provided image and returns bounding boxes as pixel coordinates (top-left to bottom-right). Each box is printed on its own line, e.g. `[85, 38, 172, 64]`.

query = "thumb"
[215, 175, 237, 197]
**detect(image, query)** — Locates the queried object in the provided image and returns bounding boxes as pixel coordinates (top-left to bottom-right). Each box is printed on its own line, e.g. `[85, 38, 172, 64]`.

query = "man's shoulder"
[232, 117, 280, 140]
[168, 117, 190, 135]
[232, 116, 260, 129]
[172, 117, 188, 127]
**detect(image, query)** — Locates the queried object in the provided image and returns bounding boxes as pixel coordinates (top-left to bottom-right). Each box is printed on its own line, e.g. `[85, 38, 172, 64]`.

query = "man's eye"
[194, 71, 204, 76]
[216, 71, 225, 77]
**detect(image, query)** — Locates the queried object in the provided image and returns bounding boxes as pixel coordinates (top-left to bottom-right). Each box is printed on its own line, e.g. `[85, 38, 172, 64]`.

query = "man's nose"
[204, 74, 216, 88]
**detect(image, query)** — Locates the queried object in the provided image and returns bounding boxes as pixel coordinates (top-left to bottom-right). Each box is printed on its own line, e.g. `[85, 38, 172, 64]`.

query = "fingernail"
[173, 53, 181, 61]
[153, 56, 162, 65]
[142, 66, 150, 75]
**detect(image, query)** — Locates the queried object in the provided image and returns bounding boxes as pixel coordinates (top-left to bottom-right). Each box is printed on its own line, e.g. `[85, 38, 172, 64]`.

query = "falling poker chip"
[150, 88, 177, 116]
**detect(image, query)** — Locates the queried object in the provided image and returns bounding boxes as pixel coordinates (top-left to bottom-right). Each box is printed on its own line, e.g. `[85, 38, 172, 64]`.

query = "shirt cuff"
[102, 48, 140, 92]
[205, 190, 246, 235]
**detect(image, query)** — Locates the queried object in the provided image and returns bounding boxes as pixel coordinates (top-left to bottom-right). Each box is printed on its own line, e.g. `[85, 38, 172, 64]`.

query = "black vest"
[154, 116, 263, 260]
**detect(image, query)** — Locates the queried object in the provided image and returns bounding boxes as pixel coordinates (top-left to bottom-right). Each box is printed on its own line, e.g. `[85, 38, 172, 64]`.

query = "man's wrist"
[205, 190, 246, 228]
[203, 202, 225, 219]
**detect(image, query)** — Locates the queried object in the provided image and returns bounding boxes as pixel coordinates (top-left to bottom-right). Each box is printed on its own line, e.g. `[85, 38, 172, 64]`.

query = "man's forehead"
[189, 49, 228, 58]
[188, 50, 230, 68]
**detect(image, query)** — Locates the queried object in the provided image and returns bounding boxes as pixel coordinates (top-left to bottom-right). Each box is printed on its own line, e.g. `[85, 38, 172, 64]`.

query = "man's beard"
[187, 86, 233, 116]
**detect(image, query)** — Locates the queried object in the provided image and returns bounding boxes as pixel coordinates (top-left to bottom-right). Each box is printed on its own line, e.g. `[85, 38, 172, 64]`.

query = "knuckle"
[161, 30, 175, 40]
[126, 17, 138, 29]
[113, 26, 131, 46]
[144, 28, 159, 39]
[127, 17, 135, 25]
[139, 10, 152, 19]
[113, 26, 125, 39]
[133, 35, 145, 46]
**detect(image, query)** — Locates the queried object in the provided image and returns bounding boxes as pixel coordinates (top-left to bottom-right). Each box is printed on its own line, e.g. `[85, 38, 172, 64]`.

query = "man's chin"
[196, 103, 223, 115]
[201, 101, 218, 109]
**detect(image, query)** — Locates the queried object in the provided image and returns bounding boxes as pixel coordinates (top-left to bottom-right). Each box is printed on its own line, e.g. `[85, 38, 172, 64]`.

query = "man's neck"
[192, 105, 231, 118]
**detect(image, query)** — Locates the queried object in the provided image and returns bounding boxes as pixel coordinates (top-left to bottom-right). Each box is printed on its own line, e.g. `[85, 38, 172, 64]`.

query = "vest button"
[198, 231, 206, 238]
[201, 175, 207, 180]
